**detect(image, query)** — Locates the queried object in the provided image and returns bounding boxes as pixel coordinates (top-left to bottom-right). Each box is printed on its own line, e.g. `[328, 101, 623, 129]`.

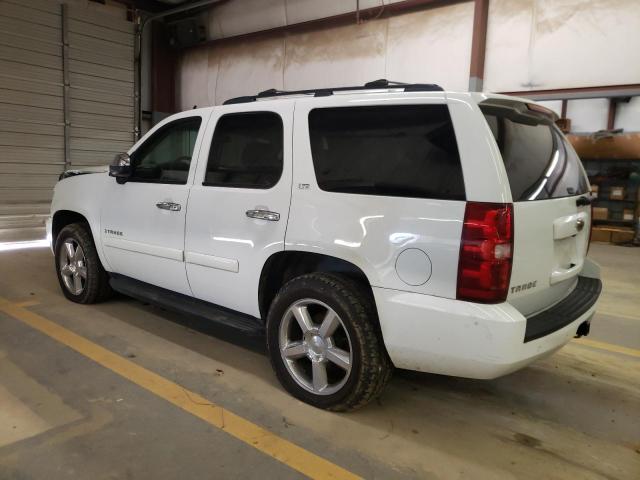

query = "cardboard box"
[592, 207, 608, 220]
[610, 186, 625, 200]
[591, 228, 611, 242]
[591, 184, 599, 198]
[611, 230, 634, 243]
[623, 209, 635, 221]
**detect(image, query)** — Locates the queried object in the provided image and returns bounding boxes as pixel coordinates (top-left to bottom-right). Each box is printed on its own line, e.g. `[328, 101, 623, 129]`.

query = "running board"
[109, 274, 264, 336]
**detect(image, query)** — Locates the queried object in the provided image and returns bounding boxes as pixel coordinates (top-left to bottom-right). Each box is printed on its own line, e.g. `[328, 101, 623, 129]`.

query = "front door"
[185, 104, 293, 317]
[101, 112, 208, 295]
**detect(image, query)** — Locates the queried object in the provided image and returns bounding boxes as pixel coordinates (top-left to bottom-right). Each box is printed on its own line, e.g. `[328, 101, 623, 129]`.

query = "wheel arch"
[51, 209, 110, 271]
[258, 250, 375, 320]
[52, 210, 90, 244]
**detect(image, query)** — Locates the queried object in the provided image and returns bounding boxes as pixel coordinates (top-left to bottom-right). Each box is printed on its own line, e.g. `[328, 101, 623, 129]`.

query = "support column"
[469, 0, 489, 92]
[151, 21, 177, 120]
[607, 99, 617, 130]
[61, 4, 71, 170]
[134, 13, 142, 141]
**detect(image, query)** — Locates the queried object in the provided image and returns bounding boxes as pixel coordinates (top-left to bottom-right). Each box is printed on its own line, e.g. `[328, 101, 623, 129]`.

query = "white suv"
[47, 80, 602, 411]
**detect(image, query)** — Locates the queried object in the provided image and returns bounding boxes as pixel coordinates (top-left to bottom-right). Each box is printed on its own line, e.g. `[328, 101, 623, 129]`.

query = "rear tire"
[266, 273, 392, 411]
[54, 223, 113, 304]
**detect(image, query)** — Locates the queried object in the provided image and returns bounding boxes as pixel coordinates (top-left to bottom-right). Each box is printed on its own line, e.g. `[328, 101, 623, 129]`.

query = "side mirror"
[109, 152, 131, 184]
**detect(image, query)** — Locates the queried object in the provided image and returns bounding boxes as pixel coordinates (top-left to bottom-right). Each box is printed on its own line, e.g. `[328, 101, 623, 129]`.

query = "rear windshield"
[308, 105, 465, 201]
[481, 105, 589, 201]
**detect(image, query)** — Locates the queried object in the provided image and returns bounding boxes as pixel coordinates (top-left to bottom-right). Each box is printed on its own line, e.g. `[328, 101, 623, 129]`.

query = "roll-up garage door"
[0, 0, 134, 233]
[0, 0, 64, 231]
[67, 2, 134, 170]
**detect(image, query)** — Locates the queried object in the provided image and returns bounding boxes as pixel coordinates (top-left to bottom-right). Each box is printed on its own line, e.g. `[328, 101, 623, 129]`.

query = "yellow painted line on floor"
[0, 298, 360, 480]
[573, 337, 640, 359]
[13, 300, 40, 308]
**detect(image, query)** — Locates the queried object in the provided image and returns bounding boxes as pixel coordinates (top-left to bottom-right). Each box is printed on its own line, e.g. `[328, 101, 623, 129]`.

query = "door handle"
[156, 201, 181, 211]
[246, 209, 280, 221]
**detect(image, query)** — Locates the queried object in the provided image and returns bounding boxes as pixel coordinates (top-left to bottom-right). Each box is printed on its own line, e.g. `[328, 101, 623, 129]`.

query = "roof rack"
[223, 79, 443, 105]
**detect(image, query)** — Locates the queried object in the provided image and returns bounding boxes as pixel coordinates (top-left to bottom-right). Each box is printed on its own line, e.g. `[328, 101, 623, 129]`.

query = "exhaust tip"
[574, 321, 591, 338]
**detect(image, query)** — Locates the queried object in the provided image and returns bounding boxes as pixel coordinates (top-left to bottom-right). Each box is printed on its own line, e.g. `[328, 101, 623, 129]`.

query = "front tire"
[266, 273, 392, 411]
[54, 223, 113, 304]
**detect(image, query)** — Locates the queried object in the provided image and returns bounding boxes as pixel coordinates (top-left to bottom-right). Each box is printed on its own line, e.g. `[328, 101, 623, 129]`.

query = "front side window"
[481, 105, 589, 201]
[204, 112, 283, 189]
[308, 105, 465, 200]
[130, 117, 202, 184]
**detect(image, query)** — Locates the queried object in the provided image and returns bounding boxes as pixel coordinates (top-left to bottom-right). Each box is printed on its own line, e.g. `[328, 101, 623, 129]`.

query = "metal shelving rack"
[583, 158, 640, 243]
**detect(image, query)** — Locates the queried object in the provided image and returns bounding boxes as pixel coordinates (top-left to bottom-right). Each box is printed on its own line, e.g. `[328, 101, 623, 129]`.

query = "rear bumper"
[373, 262, 601, 379]
[524, 276, 601, 342]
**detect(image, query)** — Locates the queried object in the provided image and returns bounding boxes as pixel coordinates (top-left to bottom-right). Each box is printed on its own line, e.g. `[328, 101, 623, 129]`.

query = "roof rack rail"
[223, 79, 443, 105]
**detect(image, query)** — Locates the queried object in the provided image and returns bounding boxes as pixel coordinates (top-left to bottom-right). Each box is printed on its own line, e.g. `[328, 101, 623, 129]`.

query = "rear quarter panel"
[286, 93, 480, 298]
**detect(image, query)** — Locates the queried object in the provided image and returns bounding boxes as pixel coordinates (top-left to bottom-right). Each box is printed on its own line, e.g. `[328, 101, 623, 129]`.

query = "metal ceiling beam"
[109, 0, 171, 14]
[143, 0, 225, 24]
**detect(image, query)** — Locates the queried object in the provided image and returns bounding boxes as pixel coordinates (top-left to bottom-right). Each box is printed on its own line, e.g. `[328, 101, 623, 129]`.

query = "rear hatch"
[480, 100, 591, 317]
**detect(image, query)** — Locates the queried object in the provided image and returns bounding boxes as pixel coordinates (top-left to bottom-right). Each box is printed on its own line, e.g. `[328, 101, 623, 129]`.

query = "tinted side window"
[131, 117, 201, 184]
[482, 108, 589, 201]
[308, 105, 465, 200]
[204, 112, 283, 189]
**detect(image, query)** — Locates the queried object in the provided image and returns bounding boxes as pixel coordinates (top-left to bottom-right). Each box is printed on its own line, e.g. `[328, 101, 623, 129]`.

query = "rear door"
[481, 101, 591, 316]
[185, 102, 293, 318]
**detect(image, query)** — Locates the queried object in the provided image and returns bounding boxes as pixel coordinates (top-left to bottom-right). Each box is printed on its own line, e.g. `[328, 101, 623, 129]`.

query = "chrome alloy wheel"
[279, 299, 353, 395]
[58, 239, 87, 295]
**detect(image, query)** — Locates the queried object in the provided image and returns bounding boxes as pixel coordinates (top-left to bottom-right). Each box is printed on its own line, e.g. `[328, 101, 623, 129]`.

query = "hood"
[58, 166, 108, 180]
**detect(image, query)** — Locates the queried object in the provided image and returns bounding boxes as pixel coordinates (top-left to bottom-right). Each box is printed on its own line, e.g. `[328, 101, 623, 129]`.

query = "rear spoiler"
[479, 98, 559, 126]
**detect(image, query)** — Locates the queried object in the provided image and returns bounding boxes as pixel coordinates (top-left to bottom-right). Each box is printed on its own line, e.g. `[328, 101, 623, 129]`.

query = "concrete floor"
[0, 242, 638, 479]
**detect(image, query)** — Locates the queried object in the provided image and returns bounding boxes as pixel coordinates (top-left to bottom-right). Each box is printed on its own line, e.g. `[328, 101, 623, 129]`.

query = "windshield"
[481, 105, 589, 201]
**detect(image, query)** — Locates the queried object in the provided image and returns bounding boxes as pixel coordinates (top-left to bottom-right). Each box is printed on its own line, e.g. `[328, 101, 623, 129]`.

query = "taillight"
[457, 202, 514, 303]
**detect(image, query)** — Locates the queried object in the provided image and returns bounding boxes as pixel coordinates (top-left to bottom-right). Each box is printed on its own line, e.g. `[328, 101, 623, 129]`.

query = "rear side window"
[204, 112, 283, 189]
[308, 105, 465, 200]
[481, 106, 589, 201]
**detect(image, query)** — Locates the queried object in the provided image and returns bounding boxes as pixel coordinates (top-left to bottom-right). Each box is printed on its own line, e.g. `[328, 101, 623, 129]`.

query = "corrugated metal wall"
[0, 0, 64, 230]
[0, 0, 133, 232]
[178, 2, 475, 109]
[67, 2, 134, 170]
